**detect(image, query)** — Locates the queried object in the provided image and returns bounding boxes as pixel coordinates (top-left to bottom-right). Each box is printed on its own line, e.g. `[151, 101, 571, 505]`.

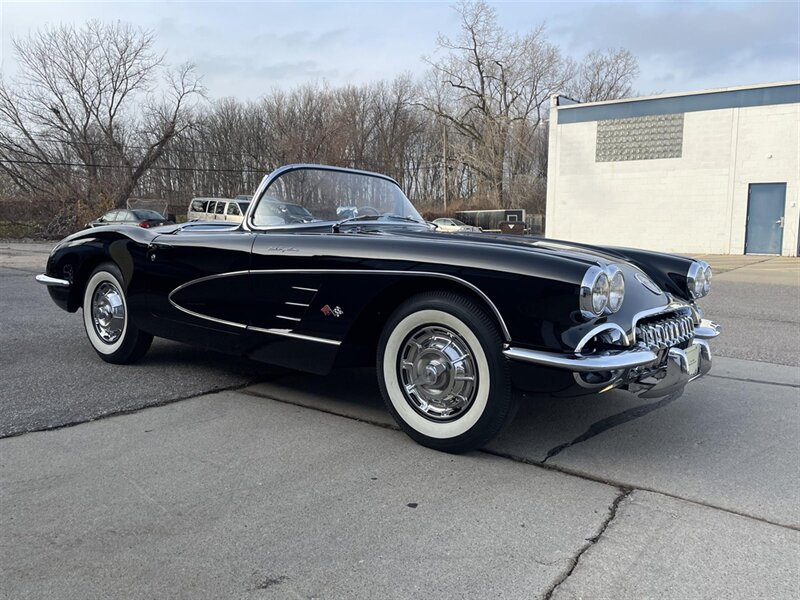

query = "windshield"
[259, 200, 315, 223]
[251, 167, 423, 228]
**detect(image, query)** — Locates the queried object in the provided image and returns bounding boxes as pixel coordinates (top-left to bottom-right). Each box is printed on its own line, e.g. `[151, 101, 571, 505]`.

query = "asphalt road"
[1, 242, 799, 599]
[695, 254, 800, 367]
[0, 243, 275, 438]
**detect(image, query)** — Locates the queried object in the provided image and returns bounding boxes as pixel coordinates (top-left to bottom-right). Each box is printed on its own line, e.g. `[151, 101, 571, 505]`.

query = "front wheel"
[82, 262, 152, 364]
[377, 292, 515, 453]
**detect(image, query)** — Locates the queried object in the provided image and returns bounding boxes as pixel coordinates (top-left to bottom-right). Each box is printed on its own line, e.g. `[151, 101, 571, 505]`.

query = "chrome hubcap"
[399, 325, 478, 421]
[91, 281, 125, 344]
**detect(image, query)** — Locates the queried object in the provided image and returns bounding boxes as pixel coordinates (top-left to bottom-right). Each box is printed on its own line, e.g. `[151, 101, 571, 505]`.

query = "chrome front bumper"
[503, 321, 720, 373]
[694, 319, 721, 339]
[503, 320, 720, 397]
[626, 339, 712, 398]
[36, 274, 70, 287]
[503, 345, 658, 372]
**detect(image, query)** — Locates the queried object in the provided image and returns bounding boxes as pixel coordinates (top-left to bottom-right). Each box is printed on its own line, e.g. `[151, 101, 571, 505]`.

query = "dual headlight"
[580, 265, 625, 318]
[687, 261, 712, 299]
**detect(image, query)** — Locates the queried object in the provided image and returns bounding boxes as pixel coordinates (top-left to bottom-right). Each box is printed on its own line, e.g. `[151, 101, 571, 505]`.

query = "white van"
[187, 198, 250, 223]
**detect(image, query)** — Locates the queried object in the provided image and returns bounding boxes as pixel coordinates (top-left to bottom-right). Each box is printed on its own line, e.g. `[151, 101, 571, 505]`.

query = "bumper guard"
[35, 274, 70, 287]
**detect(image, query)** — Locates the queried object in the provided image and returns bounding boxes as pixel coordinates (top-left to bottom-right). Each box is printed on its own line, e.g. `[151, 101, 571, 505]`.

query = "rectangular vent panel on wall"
[595, 113, 684, 162]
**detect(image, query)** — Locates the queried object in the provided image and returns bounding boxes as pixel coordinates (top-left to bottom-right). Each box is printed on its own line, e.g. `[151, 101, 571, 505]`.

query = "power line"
[0, 133, 263, 157]
[0, 158, 266, 175]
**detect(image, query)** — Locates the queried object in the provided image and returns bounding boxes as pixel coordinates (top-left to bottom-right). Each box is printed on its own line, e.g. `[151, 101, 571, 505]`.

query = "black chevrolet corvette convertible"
[38, 164, 720, 452]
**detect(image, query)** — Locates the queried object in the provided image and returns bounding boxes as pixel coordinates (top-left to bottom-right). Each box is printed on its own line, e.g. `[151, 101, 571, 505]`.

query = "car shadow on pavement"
[247, 366, 662, 464]
[140, 339, 278, 377]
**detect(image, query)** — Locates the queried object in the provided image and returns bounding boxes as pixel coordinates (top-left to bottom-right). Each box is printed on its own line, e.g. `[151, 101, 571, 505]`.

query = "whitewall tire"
[82, 263, 152, 364]
[377, 292, 514, 453]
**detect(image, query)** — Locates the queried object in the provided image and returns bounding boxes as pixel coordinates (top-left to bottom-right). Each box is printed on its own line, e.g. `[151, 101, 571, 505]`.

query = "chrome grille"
[636, 313, 695, 350]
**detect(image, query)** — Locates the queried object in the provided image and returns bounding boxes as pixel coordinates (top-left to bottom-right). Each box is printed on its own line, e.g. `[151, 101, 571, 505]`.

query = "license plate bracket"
[685, 344, 700, 376]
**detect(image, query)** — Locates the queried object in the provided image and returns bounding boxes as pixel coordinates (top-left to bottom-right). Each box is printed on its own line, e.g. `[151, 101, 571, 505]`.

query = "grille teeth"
[637, 313, 695, 350]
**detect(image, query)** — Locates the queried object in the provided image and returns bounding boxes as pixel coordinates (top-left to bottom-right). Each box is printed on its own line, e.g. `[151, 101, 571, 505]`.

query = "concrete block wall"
[546, 98, 800, 256]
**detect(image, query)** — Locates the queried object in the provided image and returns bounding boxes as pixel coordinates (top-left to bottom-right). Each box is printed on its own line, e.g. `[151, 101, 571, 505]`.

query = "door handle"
[775, 217, 785, 228]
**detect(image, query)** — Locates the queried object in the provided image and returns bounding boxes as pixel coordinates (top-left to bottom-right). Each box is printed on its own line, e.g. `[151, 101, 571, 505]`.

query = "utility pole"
[442, 123, 448, 214]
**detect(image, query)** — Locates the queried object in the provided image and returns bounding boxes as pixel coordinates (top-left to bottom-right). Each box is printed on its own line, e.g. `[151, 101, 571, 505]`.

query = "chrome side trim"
[503, 345, 658, 372]
[248, 326, 341, 346]
[167, 298, 248, 331]
[170, 268, 512, 342]
[35, 274, 70, 287]
[291, 286, 317, 292]
[284, 301, 309, 307]
[169, 270, 250, 297]
[166, 295, 340, 346]
[694, 319, 721, 339]
[167, 270, 252, 331]
[275, 315, 301, 322]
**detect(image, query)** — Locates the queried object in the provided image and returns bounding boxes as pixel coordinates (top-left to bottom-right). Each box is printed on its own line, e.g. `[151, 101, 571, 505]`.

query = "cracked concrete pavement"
[550, 490, 800, 600]
[1, 243, 799, 598]
[2, 392, 622, 600]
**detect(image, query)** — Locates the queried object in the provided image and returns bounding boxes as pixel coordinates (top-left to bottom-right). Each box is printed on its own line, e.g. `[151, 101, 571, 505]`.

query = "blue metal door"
[745, 183, 786, 255]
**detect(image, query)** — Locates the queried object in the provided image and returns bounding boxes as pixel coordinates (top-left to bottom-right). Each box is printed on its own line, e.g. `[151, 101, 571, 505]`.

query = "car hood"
[378, 227, 695, 302]
[398, 229, 630, 265]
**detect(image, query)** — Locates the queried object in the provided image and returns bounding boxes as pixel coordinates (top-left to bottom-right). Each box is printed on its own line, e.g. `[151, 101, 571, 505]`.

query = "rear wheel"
[377, 292, 514, 453]
[82, 263, 152, 364]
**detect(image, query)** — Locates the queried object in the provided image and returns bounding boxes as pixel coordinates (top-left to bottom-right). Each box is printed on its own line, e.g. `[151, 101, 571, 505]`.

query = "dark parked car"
[88, 209, 173, 229]
[38, 164, 719, 453]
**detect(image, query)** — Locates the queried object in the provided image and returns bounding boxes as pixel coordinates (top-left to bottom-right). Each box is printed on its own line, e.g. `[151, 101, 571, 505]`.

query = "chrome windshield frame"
[243, 164, 416, 233]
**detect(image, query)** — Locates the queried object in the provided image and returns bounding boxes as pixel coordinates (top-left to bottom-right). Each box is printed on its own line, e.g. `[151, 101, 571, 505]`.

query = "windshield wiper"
[382, 213, 424, 223]
[331, 215, 377, 232]
[332, 213, 424, 232]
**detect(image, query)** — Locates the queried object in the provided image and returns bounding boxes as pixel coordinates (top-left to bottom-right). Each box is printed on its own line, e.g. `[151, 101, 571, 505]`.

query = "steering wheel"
[357, 206, 380, 216]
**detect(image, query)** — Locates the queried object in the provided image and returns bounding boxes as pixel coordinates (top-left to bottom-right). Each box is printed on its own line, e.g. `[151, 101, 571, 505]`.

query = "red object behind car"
[87, 209, 174, 229]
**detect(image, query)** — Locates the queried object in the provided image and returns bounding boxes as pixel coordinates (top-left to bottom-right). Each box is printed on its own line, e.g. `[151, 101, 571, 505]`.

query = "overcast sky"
[1, 1, 798, 101]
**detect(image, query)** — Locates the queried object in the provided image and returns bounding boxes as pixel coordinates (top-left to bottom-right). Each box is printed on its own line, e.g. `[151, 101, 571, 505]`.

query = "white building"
[546, 81, 800, 256]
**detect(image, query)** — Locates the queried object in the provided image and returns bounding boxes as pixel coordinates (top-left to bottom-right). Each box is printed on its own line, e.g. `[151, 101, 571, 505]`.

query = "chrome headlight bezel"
[580, 264, 625, 319]
[606, 265, 625, 313]
[702, 265, 712, 296]
[687, 261, 711, 299]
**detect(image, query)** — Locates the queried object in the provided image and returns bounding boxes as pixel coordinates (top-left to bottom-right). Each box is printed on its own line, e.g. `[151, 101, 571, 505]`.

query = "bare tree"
[419, 0, 573, 207]
[0, 15, 640, 236]
[0, 21, 202, 230]
[566, 48, 639, 103]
